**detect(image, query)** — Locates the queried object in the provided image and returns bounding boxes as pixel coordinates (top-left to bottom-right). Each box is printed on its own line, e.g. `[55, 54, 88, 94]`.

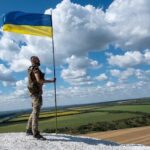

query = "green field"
[98, 105, 150, 113]
[0, 112, 139, 133]
[0, 101, 150, 133]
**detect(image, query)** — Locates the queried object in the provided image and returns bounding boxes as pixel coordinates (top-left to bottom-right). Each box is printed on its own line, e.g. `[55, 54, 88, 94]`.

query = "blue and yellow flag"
[3, 11, 52, 37]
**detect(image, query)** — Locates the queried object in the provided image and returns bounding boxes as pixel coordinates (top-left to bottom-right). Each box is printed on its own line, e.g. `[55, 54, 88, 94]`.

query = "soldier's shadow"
[43, 134, 119, 146]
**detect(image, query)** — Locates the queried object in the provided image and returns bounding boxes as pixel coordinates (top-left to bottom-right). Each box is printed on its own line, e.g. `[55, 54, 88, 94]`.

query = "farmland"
[0, 98, 150, 133]
[84, 126, 150, 146]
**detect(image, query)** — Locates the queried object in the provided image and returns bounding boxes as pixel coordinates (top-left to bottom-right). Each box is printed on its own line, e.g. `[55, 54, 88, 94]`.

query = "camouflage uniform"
[26, 65, 43, 136]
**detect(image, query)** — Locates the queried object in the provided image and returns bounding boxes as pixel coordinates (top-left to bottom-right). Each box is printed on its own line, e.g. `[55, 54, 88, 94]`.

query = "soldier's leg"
[26, 103, 33, 130]
[32, 95, 42, 136]
[26, 113, 32, 130]
[26, 102, 34, 135]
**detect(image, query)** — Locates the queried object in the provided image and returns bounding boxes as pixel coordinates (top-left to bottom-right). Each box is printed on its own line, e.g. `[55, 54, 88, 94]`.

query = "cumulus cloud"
[0, 35, 20, 61]
[1, 0, 150, 73]
[10, 58, 30, 72]
[106, 81, 115, 87]
[14, 77, 28, 98]
[107, 50, 150, 67]
[50, 0, 114, 55]
[65, 55, 100, 69]
[52, 80, 149, 105]
[1, 0, 150, 111]
[135, 69, 150, 81]
[1, 73, 150, 111]
[0, 0, 115, 72]
[110, 68, 150, 82]
[61, 55, 100, 85]
[0, 0, 147, 76]
[144, 49, 150, 64]
[111, 68, 135, 80]
[96, 73, 108, 81]
[45, 67, 52, 74]
[0, 64, 15, 82]
[106, 0, 150, 50]
[0, 77, 31, 111]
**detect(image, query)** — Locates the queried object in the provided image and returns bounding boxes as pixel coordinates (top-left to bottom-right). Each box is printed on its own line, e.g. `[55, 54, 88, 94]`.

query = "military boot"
[26, 129, 33, 136]
[33, 131, 46, 140]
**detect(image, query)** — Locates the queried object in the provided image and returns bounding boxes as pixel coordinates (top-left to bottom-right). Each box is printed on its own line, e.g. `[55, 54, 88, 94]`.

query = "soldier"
[26, 56, 56, 140]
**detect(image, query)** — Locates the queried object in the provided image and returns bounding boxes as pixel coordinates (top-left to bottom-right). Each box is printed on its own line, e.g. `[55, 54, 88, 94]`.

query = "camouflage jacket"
[27, 65, 44, 96]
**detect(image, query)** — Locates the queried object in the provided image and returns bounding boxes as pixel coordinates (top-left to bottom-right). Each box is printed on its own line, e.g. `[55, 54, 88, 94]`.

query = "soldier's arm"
[44, 78, 56, 83]
[34, 73, 56, 84]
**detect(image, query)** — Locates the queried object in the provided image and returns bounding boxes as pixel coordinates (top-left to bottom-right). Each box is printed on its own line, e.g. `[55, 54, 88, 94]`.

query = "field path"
[83, 126, 150, 146]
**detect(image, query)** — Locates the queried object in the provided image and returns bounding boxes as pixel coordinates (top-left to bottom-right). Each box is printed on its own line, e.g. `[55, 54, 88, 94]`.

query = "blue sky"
[0, 0, 150, 111]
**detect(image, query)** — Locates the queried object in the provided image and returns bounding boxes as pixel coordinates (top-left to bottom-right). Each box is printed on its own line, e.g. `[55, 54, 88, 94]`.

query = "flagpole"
[51, 10, 58, 134]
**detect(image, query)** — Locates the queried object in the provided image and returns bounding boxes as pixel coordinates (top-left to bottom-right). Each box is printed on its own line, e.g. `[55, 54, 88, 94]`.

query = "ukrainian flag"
[3, 11, 52, 37]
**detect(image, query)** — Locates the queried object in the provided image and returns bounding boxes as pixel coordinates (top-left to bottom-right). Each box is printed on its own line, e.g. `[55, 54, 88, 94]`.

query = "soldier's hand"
[53, 77, 56, 82]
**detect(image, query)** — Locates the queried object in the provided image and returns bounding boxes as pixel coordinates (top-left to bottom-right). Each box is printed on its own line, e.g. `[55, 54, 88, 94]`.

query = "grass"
[0, 103, 149, 133]
[98, 105, 150, 113]
[0, 111, 140, 133]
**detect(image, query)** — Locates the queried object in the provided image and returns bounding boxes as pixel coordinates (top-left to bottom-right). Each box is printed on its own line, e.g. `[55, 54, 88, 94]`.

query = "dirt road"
[83, 126, 150, 146]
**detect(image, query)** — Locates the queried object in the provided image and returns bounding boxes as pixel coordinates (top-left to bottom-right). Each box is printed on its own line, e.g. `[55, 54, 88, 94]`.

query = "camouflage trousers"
[26, 94, 42, 135]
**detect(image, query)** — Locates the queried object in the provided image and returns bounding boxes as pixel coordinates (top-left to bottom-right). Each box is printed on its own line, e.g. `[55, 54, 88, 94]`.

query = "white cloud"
[65, 55, 100, 69]
[134, 69, 150, 81]
[2, 81, 15, 87]
[0, 0, 114, 72]
[1, 0, 150, 111]
[107, 51, 150, 67]
[108, 51, 143, 67]
[14, 77, 28, 97]
[1, 75, 150, 111]
[45, 67, 52, 74]
[1, 0, 150, 73]
[144, 49, 150, 64]
[0, 28, 27, 61]
[61, 55, 100, 84]
[49, 0, 114, 56]
[106, 0, 150, 50]
[10, 58, 31, 72]
[106, 81, 115, 87]
[111, 68, 150, 82]
[0, 77, 30, 111]
[61, 55, 100, 85]
[96, 73, 108, 81]
[110, 69, 120, 77]
[111, 68, 134, 80]
[0, 64, 15, 82]
[43, 80, 150, 107]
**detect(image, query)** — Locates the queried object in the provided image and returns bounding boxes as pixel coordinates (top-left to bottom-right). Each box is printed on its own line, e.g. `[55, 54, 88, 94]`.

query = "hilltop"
[0, 133, 149, 150]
